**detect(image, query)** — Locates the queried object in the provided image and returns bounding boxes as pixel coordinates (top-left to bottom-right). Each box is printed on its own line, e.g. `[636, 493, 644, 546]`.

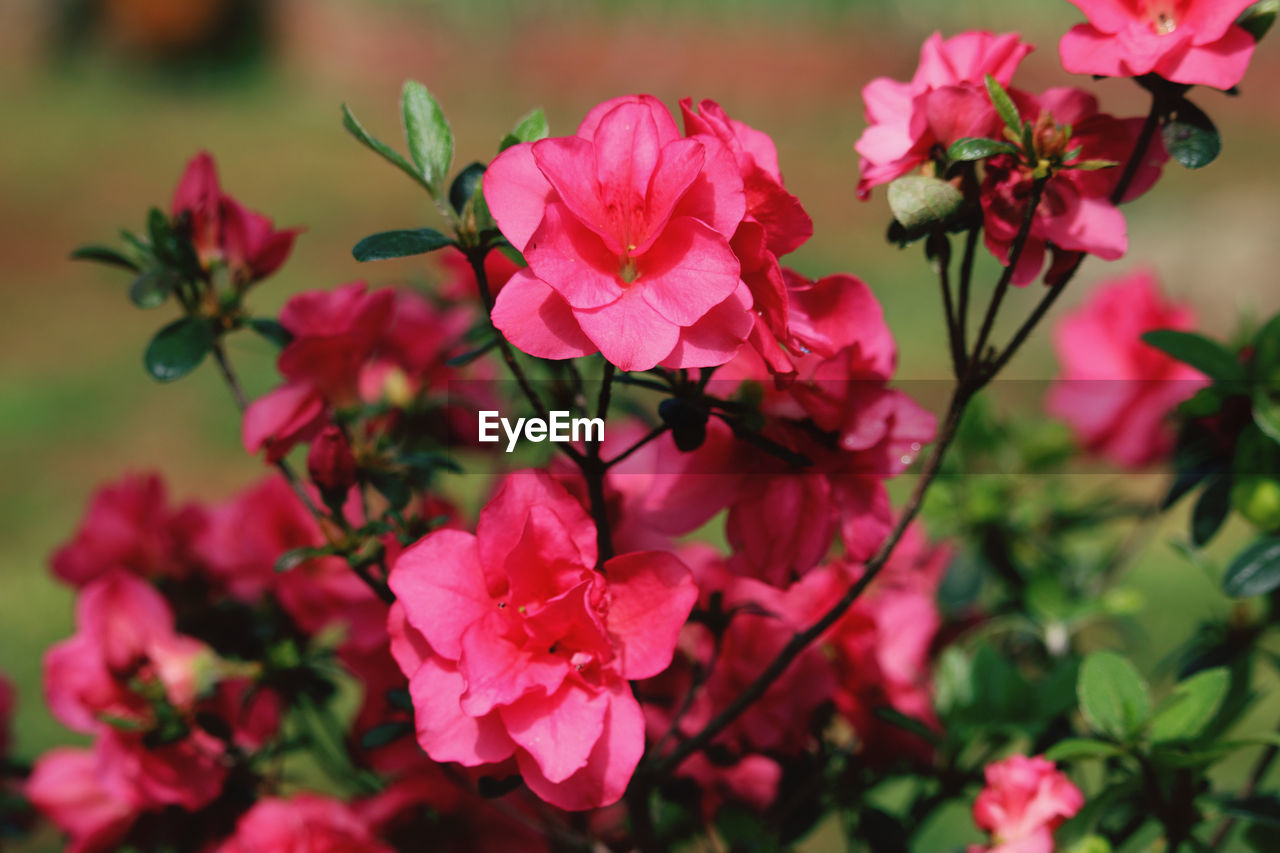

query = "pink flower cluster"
[856, 30, 1173, 286]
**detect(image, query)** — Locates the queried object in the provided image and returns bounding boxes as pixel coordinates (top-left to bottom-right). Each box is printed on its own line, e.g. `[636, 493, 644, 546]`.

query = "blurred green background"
[2, 0, 1279, 849]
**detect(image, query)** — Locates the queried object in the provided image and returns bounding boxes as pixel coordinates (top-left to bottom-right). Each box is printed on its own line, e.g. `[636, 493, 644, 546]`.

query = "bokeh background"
[2, 1, 1279, 849]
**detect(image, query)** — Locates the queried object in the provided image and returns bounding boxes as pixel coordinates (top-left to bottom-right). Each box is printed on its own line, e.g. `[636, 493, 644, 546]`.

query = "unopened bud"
[307, 425, 357, 507]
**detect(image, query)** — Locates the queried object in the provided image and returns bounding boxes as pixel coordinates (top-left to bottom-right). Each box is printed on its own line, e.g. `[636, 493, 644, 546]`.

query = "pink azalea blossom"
[26, 746, 137, 853]
[1060, 0, 1259, 90]
[1047, 270, 1205, 467]
[387, 470, 698, 809]
[216, 794, 393, 853]
[171, 152, 300, 285]
[969, 755, 1084, 853]
[855, 31, 1034, 199]
[981, 88, 1167, 286]
[486, 94, 754, 371]
[50, 473, 208, 588]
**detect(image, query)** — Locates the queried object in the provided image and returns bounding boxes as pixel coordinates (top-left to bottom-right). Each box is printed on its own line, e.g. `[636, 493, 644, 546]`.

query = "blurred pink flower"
[970, 754, 1084, 853]
[1047, 270, 1205, 467]
[216, 794, 393, 853]
[1060, 0, 1258, 90]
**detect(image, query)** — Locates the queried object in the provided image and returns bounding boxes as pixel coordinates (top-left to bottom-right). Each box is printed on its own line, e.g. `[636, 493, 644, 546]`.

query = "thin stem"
[210, 340, 322, 519]
[969, 177, 1047, 371]
[605, 423, 670, 469]
[466, 247, 583, 465]
[957, 224, 981, 357]
[932, 232, 964, 378]
[585, 363, 616, 567]
[985, 91, 1162, 380]
[1209, 736, 1280, 849]
[649, 385, 972, 777]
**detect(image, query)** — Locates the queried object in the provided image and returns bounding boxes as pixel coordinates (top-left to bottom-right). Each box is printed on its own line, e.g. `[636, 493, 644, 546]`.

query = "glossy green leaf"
[342, 102, 431, 192]
[1078, 651, 1150, 740]
[1141, 329, 1243, 382]
[143, 317, 214, 383]
[500, 107, 550, 151]
[886, 176, 963, 231]
[947, 137, 1021, 162]
[1162, 98, 1222, 169]
[1238, 1, 1278, 42]
[247, 318, 292, 348]
[1149, 667, 1230, 742]
[128, 270, 179, 309]
[449, 162, 486, 215]
[984, 74, 1022, 134]
[70, 244, 140, 272]
[352, 228, 453, 262]
[401, 80, 453, 193]
[1191, 474, 1232, 547]
[1222, 535, 1280, 597]
[1044, 738, 1124, 762]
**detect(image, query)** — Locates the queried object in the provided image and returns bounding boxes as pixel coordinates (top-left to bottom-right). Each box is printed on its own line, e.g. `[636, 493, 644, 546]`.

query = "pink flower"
[681, 98, 814, 374]
[981, 88, 1167, 286]
[970, 755, 1084, 853]
[713, 272, 936, 582]
[387, 470, 698, 809]
[486, 94, 754, 371]
[216, 794, 393, 853]
[1060, 0, 1259, 90]
[171, 152, 300, 285]
[855, 31, 1034, 199]
[1047, 270, 1205, 467]
[26, 746, 137, 853]
[50, 473, 207, 588]
[43, 571, 211, 735]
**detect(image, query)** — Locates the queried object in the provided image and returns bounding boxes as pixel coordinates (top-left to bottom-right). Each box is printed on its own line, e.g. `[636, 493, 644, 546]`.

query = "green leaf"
[500, 107, 550, 151]
[143, 317, 214, 382]
[1149, 667, 1230, 742]
[342, 103, 431, 192]
[1252, 315, 1280, 443]
[947, 137, 1021, 162]
[449, 162, 486, 215]
[275, 546, 334, 573]
[1238, 1, 1279, 42]
[1191, 474, 1232, 547]
[352, 228, 454, 262]
[985, 74, 1022, 134]
[886, 176, 963, 231]
[446, 337, 497, 368]
[401, 80, 453, 193]
[1141, 329, 1243, 382]
[360, 721, 413, 750]
[1066, 159, 1119, 171]
[128, 270, 179, 309]
[1078, 651, 1150, 740]
[1222, 535, 1280, 597]
[71, 244, 140, 272]
[247, 318, 292, 348]
[1162, 98, 1222, 169]
[1044, 738, 1125, 762]
[1222, 794, 1280, 828]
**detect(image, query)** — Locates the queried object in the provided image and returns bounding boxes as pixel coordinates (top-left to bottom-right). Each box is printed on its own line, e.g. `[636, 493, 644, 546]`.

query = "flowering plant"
[6, 2, 1280, 851]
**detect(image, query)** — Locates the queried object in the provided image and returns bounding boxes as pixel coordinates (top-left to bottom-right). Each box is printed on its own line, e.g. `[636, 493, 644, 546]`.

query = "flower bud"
[307, 425, 357, 507]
